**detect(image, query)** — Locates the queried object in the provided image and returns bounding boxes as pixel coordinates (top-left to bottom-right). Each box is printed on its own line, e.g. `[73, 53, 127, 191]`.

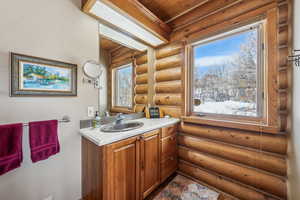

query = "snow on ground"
[194, 101, 257, 117]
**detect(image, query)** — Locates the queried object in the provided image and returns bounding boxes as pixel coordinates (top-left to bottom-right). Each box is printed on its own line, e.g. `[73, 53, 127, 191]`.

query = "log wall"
[153, 42, 185, 118]
[108, 46, 141, 113]
[134, 52, 148, 112]
[165, 0, 292, 199]
[106, 0, 292, 199]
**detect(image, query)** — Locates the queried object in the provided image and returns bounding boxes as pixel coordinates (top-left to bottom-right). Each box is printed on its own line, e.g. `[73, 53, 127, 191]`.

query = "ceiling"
[138, 0, 209, 22]
[100, 37, 121, 51]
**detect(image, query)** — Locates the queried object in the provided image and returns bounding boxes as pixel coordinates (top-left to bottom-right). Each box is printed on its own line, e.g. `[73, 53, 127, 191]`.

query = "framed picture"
[10, 53, 77, 97]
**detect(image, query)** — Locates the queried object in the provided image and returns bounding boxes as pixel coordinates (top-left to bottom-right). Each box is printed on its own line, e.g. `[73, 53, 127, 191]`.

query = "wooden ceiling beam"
[82, 0, 171, 45]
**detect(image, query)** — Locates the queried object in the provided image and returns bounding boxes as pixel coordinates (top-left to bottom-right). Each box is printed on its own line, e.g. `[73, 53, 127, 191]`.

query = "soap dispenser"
[93, 111, 101, 128]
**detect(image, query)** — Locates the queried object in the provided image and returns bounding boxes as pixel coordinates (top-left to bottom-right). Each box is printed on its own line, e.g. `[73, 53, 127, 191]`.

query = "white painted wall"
[289, 0, 300, 199]
[0, 0, 102, 199]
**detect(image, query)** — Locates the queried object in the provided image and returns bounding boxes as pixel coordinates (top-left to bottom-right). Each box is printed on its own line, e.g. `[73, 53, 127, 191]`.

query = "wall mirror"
[83, 60, 104, 88]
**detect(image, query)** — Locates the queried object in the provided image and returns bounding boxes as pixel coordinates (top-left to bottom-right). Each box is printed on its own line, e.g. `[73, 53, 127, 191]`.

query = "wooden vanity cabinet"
[82, 136, 141, 200]
[160, 124, 178, 182]
[82, 124, 178, 200]
[140, 130, 160, 199]
[105, 137, 141, 200]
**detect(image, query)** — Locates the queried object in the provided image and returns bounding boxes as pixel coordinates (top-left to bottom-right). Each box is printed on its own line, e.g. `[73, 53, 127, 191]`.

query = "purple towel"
[29, 120, 60, 163]
[0, 123, 23, 175]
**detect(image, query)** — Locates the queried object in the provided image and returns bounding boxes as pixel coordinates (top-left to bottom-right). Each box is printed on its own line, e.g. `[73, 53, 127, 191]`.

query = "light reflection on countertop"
[80, 117, 180, 146]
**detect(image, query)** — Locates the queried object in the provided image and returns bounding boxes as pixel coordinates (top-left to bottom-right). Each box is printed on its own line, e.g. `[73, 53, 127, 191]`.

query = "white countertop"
[80, 118, 180, 146]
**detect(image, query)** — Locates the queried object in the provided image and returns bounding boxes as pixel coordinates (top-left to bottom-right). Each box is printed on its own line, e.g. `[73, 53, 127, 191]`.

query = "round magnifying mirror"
[83, 60, 103, 79]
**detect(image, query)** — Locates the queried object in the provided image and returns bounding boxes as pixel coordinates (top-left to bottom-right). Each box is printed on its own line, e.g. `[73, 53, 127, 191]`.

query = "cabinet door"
[140, 130, 160, 199]
[105, 137, 140, 200]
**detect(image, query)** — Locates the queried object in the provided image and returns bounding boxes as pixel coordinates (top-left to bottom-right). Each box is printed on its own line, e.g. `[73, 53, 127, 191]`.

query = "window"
[112, 63, 133, 108]
[190, 22, 265, 118]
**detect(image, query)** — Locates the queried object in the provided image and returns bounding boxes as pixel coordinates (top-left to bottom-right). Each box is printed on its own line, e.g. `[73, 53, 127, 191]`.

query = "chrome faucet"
[115, 113, 125, 125]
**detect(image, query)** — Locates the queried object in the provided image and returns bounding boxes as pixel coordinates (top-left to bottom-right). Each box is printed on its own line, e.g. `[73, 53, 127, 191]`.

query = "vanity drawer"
[161, 124, 177, 138]
[161, 134, 177, 162]
[160, 156, 177, 183]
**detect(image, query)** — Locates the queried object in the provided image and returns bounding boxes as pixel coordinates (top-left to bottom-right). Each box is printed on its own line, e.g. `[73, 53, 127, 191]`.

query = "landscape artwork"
[11, 53, 77, 96]
[19, 61, 72, 91]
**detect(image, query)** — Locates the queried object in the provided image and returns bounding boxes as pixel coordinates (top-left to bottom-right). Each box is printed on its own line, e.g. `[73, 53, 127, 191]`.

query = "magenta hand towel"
[0, 123, 23, 175]
[29, 120, 60, 163]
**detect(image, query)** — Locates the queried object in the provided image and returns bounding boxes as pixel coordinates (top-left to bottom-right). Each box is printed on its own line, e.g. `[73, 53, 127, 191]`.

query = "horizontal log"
[178, 147, 286, 198]
[135, 53, 147, 65]
[136, 64, 148, 75]
[171, 0, 275, 41]
[155, 81, 182, 93]
[154, 94, 182, 106]
[279, 91, 288, 111]
[279, 69, 288, 89]
[155, 42, 183, 59]
[278, 4, 288, 24]
[278, 26, 288, 46]
[156, 54, 182, 71]
[279, 47, 288, 67]
[155, 67, 181, 82]
[179, 123, 287, 155]
[167, 0, 240, 30]
[279, 113, 288, 132]
[135, 74, 148, 84]
[178, 134, 286, 176]
[160, 106, 182, 118]
[135, 84, 148, 94]
[135, 95, 148, 105]
[134, 104, 145, 112]
[179, 161, 277, 200]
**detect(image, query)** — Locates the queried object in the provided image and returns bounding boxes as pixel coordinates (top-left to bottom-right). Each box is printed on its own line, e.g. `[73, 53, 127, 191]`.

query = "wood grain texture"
[155, 81, 182, 94]
[135, 84, 148, 94]
[160, 124, 178, 182]
[155, 67, 181, 82]
[82, 138, 104, 200]
[167, 0, 241, 30]
[178, 161, 278, 200]
[155, 42, 183, 59]
[135, 95, 148, 105]
[100, 37, 121, 51]
[134, 52, 148, 110]
[179, 123, 287, 155]
[178, 134, 287, 176]
[160, 106, 182, 118]
[136, 53, 148, 65]
[88, 0, 171, 44]
[141, 130, 161, 198]
[171, 0, 276, 42]
[136, 63, 148, 74]
[136, 73, 148, 84]
[154, 94, 182, 106]
[138, 0, 209, 22]
[155, 54, 182, 71]
[179, 147, 286, 198]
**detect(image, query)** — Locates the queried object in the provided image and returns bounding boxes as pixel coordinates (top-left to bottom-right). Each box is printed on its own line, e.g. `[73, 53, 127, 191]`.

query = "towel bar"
[22, 116, 71, 127]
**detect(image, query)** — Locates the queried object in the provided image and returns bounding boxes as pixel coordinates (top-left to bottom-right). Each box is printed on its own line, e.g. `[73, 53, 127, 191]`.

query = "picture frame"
[10, 52, 77, 97]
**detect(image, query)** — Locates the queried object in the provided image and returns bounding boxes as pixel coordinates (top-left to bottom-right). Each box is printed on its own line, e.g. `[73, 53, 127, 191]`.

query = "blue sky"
[194, 30, 256, 75]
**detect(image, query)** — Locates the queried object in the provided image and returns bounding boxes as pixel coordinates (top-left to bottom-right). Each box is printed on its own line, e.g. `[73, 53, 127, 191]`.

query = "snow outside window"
[191, 22, 265, 117]
[113, 63, 133, 108]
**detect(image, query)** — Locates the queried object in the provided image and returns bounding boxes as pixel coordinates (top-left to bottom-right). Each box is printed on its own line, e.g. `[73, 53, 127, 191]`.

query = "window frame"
[111, 62, 134, 111]
[186, 20, 267, 124]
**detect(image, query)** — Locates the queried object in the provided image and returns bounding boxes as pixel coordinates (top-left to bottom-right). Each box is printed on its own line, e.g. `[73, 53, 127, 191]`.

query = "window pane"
[115, 64, 133, 107]
[192, 28, 262, 117]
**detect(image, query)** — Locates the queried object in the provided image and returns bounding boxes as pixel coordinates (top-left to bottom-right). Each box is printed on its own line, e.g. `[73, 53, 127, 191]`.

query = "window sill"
[181, 116, 282, 134]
